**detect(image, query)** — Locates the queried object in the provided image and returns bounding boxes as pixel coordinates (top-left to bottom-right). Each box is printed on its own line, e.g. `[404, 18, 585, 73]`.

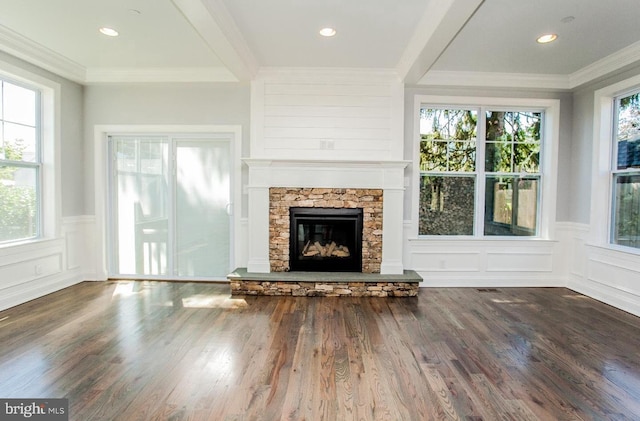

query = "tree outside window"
[419, 106, 542, 237]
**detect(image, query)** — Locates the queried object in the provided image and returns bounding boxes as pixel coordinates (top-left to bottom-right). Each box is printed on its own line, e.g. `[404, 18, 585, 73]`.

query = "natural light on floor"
[181, 294, 247, 309]
[111, 281, 247, 309]
[491, 298, 529, 304]
[112, 281, 140, 297]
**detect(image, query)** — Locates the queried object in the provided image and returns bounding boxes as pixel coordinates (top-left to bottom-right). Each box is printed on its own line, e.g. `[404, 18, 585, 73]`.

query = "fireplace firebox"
[289, 207, 363, 272]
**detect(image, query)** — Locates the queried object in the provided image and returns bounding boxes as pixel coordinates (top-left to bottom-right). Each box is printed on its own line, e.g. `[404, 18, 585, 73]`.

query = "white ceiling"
[0, 0, 639, 88]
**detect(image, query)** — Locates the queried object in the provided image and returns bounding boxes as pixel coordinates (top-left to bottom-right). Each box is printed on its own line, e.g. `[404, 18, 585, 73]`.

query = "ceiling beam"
[397, 0, 484, 84]
[172, 0, 258, 82]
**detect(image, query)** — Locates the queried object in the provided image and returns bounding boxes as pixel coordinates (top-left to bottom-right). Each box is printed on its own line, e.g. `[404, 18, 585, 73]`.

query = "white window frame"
[0, 59, 60, 248]
[412, 95, 559, 240]
[591, 74, 640, 254]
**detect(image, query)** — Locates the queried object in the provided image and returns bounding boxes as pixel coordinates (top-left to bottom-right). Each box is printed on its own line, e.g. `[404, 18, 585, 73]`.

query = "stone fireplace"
[269, 188, 383, 273]
[230, 159, 419, 296]
[242, 159, 408, 275]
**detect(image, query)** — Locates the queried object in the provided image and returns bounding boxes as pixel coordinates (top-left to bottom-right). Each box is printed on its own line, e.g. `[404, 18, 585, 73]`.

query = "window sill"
[408, 236, 557, 243]
[586, 242, 640, 257]
[0, 237, 61, 255]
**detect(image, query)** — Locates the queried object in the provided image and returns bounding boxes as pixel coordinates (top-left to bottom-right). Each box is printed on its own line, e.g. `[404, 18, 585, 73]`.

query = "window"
[611, 90, 640, 249]
[419, 108, 477, 235]
[484, 111, 541, 236]
[0, 79, 40, 243]
[418, 101, 546, 237]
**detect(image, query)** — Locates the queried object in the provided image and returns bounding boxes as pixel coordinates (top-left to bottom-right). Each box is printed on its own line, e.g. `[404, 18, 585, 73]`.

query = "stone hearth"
[228, 268, 421, 297]
[238, 159, 415, 297]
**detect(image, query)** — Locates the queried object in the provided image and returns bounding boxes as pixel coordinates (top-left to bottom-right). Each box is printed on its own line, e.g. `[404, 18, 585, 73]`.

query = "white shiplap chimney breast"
[245, 68, 407, 274]
[250, 68, 404, 161]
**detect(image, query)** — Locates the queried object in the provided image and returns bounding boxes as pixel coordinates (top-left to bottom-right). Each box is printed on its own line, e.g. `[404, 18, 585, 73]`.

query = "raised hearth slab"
[227, 268, 421, 297]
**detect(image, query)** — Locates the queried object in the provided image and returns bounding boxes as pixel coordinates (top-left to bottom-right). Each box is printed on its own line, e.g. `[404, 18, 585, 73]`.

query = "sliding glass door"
[175, 138, 230, 277]
[108, 135, 231, 279]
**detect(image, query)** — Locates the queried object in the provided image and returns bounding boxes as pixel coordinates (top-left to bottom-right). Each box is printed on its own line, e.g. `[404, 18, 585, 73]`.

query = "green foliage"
[619, 92, 640, 110]
[420, 109, 541, 173]
[0, 138, 25, 179]
[485, 111, 541, 173]
[0, 184, 36, 241]
[420, 109, 477, 172]
[0, 139, 37, 242]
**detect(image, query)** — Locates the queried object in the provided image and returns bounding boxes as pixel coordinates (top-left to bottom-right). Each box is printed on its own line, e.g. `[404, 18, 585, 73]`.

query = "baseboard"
[568, 274, 640, 317]
[416, 273, 563, 288]
[0, 271, 84, 311]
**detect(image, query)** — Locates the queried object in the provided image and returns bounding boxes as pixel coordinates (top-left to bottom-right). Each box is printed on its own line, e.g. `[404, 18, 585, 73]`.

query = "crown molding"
[0, 24, 85, 83]
[85, 67, 238, 84]
[417, 70, 571, 90]
[569, 39, 640, 89]
[0, 20, 241, 85]
[417, 41, 640, 91]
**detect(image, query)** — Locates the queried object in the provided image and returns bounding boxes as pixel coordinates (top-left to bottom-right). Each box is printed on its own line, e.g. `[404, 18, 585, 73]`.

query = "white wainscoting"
[562, 222, 640, 317]
[404, 221, 562, 287]
[251, 68, 404, 161]
[0, 216, 93, 311]
[555, 222, 589, 283]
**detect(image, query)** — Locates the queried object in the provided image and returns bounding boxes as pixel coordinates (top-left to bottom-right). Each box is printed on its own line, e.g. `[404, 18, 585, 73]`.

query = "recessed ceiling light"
[99, 27, 119, 37]
[536, 33, 557, 44]
[319, 27, 336, 37]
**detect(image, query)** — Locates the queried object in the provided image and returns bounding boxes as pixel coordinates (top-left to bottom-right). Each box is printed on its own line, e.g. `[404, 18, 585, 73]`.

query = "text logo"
[0, 399, 68, 421]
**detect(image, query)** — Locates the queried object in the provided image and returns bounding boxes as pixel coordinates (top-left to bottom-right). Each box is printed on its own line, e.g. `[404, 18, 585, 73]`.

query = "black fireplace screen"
[289, 207, 363, 272]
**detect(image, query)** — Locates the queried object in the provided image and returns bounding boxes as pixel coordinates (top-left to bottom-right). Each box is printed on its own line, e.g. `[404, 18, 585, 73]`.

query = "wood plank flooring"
[1, 281, 640, 420]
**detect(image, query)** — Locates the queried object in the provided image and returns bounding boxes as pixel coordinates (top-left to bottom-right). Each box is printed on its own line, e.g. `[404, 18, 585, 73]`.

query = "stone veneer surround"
[269, 187, 383, 273]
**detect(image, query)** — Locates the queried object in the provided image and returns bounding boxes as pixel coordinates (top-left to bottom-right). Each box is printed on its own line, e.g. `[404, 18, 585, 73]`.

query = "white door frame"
[93, 125, 242, 281]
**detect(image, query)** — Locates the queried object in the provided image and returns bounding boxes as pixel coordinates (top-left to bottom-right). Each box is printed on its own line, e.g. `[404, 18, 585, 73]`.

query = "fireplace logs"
[302, 241, 350, 258]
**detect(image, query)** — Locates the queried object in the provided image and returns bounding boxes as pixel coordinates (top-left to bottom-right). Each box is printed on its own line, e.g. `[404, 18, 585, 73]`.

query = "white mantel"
[244, 158, 409, 274]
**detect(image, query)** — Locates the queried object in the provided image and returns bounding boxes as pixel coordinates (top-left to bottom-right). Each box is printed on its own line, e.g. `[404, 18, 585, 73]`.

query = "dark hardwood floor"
[1, 281, 640, 420]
